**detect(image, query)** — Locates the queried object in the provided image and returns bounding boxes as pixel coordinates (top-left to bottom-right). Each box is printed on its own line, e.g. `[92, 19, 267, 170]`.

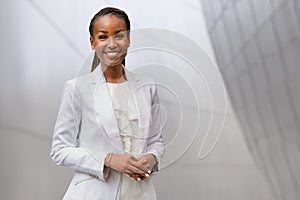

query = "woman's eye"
[115, 34, 125, 39]
[98, 35, 107, 40]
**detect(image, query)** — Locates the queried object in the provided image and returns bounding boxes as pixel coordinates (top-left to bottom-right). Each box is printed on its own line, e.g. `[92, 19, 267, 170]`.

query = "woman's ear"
[90, 36, 95, 50]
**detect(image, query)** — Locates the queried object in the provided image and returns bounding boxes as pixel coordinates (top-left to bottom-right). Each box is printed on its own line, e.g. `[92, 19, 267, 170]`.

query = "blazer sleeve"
[50, 80, 109, 181]
[146, 81, 165, 172]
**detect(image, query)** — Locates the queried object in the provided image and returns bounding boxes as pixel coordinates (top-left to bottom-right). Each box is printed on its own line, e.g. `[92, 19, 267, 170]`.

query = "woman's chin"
[101, 60, 123, 68]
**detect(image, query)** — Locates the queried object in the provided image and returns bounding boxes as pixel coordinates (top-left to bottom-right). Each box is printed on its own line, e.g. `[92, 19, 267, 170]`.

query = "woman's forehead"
[94, 15, 127, 32]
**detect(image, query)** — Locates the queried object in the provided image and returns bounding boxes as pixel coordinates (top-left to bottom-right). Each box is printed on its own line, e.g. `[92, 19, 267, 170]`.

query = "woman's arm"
[50, 80, 109, 181]
[144, 82, 165, 172]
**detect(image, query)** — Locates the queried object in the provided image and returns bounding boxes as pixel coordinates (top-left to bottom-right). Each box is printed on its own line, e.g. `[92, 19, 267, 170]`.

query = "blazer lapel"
[125, 69, 151, 141]
[89, 65, 151, 154]
[90, 66, 123, 152]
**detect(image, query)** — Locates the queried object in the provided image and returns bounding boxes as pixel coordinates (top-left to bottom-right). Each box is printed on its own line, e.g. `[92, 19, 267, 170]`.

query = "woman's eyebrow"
[115, 29, 125, 33]
[97, 30, 108, 33]
[96, 29, 126, 34]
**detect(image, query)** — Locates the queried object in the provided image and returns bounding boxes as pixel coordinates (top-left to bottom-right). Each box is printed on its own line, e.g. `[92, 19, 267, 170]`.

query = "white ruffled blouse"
[106, 81, 142, 200]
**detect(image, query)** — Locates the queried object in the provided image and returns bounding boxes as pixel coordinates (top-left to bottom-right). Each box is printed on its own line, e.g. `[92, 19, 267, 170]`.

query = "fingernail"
[137, 177, 141, 181]
[145, 173, 150, 177]
[148, 170, 151, 174]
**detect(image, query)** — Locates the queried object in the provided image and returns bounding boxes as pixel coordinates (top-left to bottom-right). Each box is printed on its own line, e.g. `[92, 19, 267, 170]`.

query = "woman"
[50, 7, 165, 200]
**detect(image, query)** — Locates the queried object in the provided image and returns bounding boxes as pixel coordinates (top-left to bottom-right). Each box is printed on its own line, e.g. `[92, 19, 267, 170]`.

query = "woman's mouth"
[105, 51, 120, 58]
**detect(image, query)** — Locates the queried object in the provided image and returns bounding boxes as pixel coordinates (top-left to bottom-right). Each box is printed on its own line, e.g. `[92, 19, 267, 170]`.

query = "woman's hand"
[126, 154, 157, 181]
[136, 154, 157, 173]
[106, 154, 149, 179]
[105, 153, 157, 181]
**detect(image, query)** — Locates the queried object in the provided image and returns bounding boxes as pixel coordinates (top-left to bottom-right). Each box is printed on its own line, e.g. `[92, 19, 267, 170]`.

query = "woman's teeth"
[106, 52, 119, 57]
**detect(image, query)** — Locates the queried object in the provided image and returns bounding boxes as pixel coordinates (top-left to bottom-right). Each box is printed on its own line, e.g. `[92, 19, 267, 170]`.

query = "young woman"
[50, 7, 165, 200]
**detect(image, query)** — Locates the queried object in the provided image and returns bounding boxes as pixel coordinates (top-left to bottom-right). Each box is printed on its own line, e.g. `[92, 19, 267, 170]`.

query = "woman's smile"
[104, 50, 121, 58]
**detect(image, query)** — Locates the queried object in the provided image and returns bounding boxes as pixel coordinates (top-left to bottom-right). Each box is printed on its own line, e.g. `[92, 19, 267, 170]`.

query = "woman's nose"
[107, 36, 117, 48]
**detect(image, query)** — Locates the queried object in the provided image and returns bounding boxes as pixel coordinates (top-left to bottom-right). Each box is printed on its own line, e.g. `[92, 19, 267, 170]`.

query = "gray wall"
[201, 0, 300, 199]
[0, 0, 275, 199]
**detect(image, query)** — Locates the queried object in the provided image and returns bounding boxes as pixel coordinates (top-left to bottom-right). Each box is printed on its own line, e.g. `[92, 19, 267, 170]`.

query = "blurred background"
[0, 0, 299, 199]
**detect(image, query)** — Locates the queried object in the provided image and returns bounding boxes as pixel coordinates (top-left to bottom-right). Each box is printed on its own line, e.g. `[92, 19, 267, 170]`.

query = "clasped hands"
[105, 153, 157, 181]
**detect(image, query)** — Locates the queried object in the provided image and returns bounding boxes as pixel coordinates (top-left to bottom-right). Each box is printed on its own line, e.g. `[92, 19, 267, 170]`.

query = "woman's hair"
[90, 7, 130, 72]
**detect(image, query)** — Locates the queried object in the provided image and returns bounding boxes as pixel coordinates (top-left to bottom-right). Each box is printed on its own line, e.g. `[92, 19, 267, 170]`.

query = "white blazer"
[50, 65, 165, 200]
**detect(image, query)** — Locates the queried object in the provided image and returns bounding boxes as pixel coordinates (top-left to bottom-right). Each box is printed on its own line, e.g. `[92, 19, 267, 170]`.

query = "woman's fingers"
[109, 154, 149, 175]
[126, 172, 147, 181]
[122, 154, 150, 175]
[130, 160, 151, 175]
[136, 154, 157, 173]
[107, 154, 155, 181]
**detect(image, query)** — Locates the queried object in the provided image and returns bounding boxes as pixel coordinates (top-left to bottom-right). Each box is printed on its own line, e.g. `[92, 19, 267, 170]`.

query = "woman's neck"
[101, 64, 126, 83]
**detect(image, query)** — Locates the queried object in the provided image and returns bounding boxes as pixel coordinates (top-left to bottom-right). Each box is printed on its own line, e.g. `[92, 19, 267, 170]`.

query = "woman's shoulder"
[125, 69, 155, 83]
[64, 72, 91, 92]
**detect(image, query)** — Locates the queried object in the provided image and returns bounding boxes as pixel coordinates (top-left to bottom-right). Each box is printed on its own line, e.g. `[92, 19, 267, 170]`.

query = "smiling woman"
[90, 14, 130, 71]
[89, 7, 130, 73]
[50, 7, 165, 200]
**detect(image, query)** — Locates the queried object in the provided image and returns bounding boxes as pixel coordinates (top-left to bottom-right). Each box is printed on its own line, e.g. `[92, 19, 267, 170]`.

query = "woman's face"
[90, 14, 130, 68]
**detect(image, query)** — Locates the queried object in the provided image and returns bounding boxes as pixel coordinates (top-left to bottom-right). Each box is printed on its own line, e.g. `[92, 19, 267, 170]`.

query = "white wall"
[0, 0, 272, 199]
